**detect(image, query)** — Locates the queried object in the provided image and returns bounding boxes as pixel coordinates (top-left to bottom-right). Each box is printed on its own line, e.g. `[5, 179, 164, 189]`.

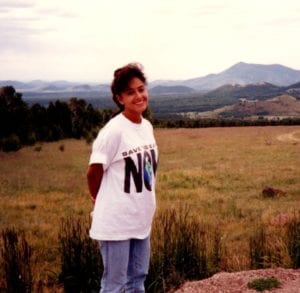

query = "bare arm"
[87, 163, 104, 204]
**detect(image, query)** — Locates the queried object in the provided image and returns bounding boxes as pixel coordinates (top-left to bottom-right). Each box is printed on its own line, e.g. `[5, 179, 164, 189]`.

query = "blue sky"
[1, 0, 300, 82]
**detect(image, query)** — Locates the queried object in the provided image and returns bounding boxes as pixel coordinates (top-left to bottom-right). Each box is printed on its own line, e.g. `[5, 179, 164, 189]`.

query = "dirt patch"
[277, 131, 300, 143]
[173, 268, 300, 292]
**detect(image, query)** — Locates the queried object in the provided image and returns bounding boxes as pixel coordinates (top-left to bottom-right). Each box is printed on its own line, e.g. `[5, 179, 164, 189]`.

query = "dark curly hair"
[111, 63, 147, 111]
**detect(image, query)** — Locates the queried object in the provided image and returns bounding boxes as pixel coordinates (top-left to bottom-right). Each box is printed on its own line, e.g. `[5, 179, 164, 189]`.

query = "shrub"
[261, 186, 285, 198]
[146, 206, 213, 292]
[286, 211, 300, 268]
[33, 145, 42, 152]
[58, 216, 102, 293]
[84, 128, 99, 145]
[59, 144, 65, 152]
[247, 276, 281, 291]
[1, 228, 32, 292]
[210, 227, 222, 273]
[249, 225, 271, 269]
[1, 134, 21, 152]
[25, 132, 37, 146]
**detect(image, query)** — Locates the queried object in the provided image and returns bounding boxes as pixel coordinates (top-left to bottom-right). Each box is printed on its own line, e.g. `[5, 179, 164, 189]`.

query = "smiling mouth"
[134, 100, 146, 105]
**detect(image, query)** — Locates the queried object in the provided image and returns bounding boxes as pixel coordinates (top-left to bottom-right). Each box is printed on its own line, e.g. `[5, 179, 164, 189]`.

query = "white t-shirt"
[89, 113, 158, 240]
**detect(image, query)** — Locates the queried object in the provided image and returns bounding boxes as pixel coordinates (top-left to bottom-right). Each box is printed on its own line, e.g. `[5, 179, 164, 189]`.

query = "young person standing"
[87, 63, 158, 293]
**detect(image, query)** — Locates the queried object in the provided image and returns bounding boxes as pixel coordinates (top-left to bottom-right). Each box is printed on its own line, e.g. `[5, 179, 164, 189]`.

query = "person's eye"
[126, 90, 134, 96]
[138, 87, 145, 93]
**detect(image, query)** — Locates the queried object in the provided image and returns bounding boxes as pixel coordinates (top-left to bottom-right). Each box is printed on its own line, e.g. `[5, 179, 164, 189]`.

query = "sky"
[1, 0, 300, 82]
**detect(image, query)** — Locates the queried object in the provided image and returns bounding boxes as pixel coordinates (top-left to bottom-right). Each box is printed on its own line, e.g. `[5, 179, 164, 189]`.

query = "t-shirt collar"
[120, 113, 144, 129]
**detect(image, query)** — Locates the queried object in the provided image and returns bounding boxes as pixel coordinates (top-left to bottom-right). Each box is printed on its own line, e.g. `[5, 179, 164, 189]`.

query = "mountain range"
[0, 80, 110, 94]
[1, 62, 300, 118]
[149, 62, 300, 92]
[2, 62, 300, 94]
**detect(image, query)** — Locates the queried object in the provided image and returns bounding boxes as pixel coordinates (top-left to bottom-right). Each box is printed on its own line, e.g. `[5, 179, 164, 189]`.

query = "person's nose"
[135, 90, 143, 100]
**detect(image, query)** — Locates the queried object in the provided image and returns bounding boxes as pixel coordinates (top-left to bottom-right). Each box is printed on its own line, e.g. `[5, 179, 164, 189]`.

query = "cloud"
[0, 25, 48, 54]
[265, 16, 300, 27]
[189, 3, 228, 17]
[1, 0, 300, 81]
[0, 0, 35, 9]
[36, 7, 78, 19]
[0, 0, 79, 55]
[0, 0, 34, 14]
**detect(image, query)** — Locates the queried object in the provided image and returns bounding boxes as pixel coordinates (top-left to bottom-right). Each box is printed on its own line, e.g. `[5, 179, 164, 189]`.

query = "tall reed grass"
[58, 216, 102, 293]
[147, 206, 211, 292]
[1, 228, 32, 292]
[1, 207, 300, 292]
[286, 211, 300, 268]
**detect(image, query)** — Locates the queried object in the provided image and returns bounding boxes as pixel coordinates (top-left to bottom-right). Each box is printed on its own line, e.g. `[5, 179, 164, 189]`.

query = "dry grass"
[0, 140, 92, 284]
[0, 126, 299, 283]
[155, 126, 300, 270]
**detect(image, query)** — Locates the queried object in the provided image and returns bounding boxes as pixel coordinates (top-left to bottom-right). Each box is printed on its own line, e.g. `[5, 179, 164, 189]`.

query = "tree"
[0, 86, 31, 145]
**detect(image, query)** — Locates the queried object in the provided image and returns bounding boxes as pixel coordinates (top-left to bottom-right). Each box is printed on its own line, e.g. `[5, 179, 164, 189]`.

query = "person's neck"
[122, 111, 142, 124]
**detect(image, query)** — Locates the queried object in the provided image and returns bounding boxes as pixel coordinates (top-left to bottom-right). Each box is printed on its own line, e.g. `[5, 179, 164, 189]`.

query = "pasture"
[0, 125, 299, 288]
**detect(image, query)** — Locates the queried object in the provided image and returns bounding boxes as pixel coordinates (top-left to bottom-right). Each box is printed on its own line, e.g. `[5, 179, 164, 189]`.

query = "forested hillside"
[1, 85, 300, 152]
[0, 86, 112, 151]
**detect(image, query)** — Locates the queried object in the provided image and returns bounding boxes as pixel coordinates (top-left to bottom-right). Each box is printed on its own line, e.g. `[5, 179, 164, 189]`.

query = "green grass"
[247, 276, 281, 291]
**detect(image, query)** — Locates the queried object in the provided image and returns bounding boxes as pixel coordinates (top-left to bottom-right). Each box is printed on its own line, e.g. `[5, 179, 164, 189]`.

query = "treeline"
[1, 85, 300, 152]
[0, 86, 112, 152]
[153, 117, 300, 128]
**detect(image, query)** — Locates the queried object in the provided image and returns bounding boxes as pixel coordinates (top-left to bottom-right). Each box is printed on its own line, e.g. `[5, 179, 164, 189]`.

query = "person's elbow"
[87, 164, 103, 183]
[86, 165, 94, 182]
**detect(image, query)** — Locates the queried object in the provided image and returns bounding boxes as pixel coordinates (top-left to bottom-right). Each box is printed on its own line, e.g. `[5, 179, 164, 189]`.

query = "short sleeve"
[89, 125, 120, 169]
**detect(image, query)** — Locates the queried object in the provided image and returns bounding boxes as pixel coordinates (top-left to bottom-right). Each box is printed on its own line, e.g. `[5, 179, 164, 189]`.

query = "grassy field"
[0, 125, 299, 287]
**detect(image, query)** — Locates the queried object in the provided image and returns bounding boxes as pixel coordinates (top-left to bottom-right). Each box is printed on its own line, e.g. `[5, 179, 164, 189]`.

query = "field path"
[277, 131, 300, 142]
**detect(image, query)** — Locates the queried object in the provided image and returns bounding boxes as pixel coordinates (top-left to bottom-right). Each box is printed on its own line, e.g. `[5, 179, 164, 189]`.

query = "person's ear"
[116, 94, 124, 105]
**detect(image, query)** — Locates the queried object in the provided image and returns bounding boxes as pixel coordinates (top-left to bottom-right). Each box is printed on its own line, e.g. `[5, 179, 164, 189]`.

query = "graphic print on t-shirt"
[122, 144, 157, 193]
[144, 156, 152, 189]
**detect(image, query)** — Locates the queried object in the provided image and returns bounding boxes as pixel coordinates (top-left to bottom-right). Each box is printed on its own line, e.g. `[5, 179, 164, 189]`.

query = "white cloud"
[0, 0, 35, 8]
[1, 0, 300, 81]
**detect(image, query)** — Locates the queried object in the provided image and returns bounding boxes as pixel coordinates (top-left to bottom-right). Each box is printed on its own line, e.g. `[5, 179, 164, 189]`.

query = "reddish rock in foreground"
[173, 268, 300, 293]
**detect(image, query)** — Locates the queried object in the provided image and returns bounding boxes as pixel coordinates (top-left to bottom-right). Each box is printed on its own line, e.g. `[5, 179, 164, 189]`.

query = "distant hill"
[204, 81, 300, 102]
[0, 80, 109, 94]
[180, 62, 300, 91]
[190, 95, 300, 119]
[2, 61, 300, 118]
[149, 85, 195, 95]
[231, 95, 300, 117]
[283, 81, 300, 96]
[2, 61, 300, 94]
[205, 82, 282, 100]
[41, 85, 66, 91]
[0, 80, 31, 89]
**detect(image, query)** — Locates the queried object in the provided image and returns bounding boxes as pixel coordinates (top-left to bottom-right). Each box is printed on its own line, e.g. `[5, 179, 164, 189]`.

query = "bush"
[247, 276, 281, 291]
[249, 225, 271, 269]
[146, 206, 215, 292]
[59, 144, 65, 152]
[84, 128, 100, 145]
[33, 145, 42, 152]
[1, 228, 32, 292]
[210, 227, 222, 273]
[25, 132, 37, 146]
[286, 211, 300, 268]
[58, 216, 102, 293]
[1, 134, 21, 152]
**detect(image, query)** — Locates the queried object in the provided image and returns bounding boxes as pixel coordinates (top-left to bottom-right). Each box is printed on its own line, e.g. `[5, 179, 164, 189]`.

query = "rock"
[262, 186, 285, 198]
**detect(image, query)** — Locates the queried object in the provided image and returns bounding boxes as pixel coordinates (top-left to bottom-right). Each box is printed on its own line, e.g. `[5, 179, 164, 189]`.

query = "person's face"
[117, 77, 148, 120]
